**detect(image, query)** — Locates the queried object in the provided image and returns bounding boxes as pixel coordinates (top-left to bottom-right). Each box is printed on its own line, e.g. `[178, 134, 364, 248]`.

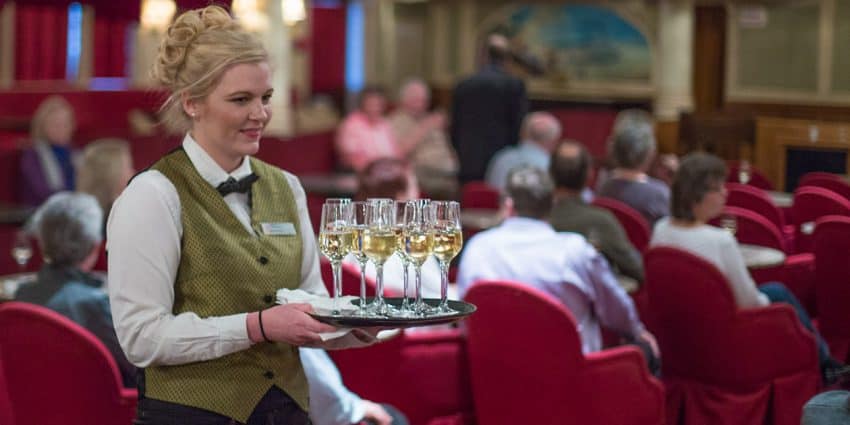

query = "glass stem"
[401, 259, 410, 308]
[375, 263, 385, 313]
[414, 265, 423, 314]
[439, 261, 449, 311]
[358, 261, 367, 311]
[332, 261, 342, 315]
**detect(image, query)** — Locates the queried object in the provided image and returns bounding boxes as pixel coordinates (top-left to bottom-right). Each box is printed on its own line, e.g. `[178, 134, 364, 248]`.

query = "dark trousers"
[758, 282, 833, 368]
[134, 386, 311, 425]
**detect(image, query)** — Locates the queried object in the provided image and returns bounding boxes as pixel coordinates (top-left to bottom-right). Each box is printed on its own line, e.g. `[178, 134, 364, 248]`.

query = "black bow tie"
[216, 173, 259, 196]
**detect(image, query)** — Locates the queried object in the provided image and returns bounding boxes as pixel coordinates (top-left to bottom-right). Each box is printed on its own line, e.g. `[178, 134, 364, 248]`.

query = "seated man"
[549, 141, 644, 282]
[484, 111, 561, 192]
[301, 348, 408, 425]
[597, 121, 669, 226]
[15, 192, 136, 387]
[457, 166, 658, 362]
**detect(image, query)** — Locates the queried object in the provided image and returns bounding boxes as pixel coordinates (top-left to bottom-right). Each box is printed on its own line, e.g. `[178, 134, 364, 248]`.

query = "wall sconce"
[233, 0, 270, 32]
[281, 0, 306, 26]
[140, 0, 176, 32]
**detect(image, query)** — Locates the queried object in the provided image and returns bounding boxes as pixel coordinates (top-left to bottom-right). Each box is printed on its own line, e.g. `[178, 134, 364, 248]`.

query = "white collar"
[181, 133, 254, 188]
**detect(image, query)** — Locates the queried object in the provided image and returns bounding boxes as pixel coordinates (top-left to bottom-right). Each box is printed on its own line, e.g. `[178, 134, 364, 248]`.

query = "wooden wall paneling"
[693, 5, 726, 113]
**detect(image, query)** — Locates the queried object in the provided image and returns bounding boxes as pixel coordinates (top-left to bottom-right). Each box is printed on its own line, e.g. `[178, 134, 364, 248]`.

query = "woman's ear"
[181, 92, 197, 119]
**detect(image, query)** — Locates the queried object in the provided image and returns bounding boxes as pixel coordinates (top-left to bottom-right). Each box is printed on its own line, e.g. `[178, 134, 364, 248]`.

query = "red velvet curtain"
[93, 18, 129, 77]
[15, 4, 69, 80]
[310, 5, 346, 94]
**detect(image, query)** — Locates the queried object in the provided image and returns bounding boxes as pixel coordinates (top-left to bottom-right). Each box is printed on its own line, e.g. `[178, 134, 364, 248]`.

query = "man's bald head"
[550, 140, 591, 191]
[522, 112, 562, 153]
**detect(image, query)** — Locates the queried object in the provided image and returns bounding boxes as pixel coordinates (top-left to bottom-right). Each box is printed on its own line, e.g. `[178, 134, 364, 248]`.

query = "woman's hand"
[360, 400, 393, 425]
[247, 304, 338, 346]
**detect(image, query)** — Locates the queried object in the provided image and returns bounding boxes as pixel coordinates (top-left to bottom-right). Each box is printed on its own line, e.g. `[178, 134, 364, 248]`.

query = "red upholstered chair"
[460, 181, 499, 210]
[0, 358, 14, 425]
[329, 328, 473, 425]
[644, 247, 820, 425]
[813, 215, 850, 363]
[791, 186, 850, 253]
[591, 196, 651, 252]
[708, 206, 815, 312]
[799, 174, 850, 202]
[726, 160, 775, 190]
[799, 171, 848, 188]
[0, 302, 137, 425]
[464, 280, 665, 425]
[725, 182, 795, 251]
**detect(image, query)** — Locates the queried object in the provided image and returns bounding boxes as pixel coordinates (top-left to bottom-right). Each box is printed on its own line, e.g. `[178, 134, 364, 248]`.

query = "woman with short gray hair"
[15, 192, 137, 387]
[597, 120, 670, 225]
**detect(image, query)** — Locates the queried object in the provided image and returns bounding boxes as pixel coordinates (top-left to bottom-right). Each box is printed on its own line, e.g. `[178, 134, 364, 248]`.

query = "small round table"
[739, 244, 786, 269]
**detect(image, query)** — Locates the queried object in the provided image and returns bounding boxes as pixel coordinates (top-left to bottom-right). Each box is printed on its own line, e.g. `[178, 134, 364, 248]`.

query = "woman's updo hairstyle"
[153, 5, 268, 132]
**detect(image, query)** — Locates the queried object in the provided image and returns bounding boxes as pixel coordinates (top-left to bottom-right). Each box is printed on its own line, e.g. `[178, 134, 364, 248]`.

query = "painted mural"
[491, 4, 652, 84]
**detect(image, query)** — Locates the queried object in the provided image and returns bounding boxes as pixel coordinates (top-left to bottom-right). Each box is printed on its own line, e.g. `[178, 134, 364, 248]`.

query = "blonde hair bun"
[151, 5, 268, 133]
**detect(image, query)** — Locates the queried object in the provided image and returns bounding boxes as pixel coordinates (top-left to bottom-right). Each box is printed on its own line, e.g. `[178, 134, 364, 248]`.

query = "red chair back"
[791, 186, 850, 252]
[813, 215, 850, 363]
[0, 358, 14, 425]
[645, 247, 819, 425]
[591, 196, 651, 252]
[799, 171, 846, 187]
[460, 181, 499, 210]
[799, 175, 850, 202]
[725, 182, 787, 229]
[709, 206, 786, 252]
[464, 280, 664, 425]
[0, 302, 137, 425]
[726, 160, 775, 190]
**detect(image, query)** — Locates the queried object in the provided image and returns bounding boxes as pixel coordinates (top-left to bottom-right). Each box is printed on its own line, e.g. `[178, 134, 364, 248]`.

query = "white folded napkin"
[275, 288, 356, 341]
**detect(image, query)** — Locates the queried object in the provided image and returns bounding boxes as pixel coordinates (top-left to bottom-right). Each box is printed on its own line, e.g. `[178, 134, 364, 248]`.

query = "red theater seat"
[464, 280, 665, 425]
[460, 181, 499, 210]
[645, 247, 819, 425]
[592, 196, 651, 252]
[813, 215, 850, 363]
[792, 186, 850, 253]
[725, 182, 795, 252]
[0, 302, 137, 425]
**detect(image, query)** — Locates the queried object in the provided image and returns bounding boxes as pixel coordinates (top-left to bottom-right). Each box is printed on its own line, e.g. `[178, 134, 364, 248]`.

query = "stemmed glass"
[393, 200, 413, 314]
[349, 201, 370, 314]
[720, 213, 738, 237]
[430, 201, 463, 313]
[318, 201, 353, 315]
[362, 199, 395, 315]
[738, 160, 752, 185]
[403, 199, 434, 314]
[11, 230, 32, 272]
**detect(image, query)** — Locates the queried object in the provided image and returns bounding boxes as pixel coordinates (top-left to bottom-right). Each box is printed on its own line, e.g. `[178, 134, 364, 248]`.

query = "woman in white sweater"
[650, 152, 847, 384]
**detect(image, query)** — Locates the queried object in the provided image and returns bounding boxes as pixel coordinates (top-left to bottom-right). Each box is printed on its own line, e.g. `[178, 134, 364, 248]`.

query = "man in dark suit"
[451, 33, 528, 183]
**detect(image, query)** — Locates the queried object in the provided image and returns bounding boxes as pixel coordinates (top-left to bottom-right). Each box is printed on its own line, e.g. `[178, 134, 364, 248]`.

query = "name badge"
[261, 222, 297, 236]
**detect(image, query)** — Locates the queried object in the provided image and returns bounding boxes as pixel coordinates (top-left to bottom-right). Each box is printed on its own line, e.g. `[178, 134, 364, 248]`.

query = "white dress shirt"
[457, 217, 645, 353]
[107, 134, 337, 367]
[301, 348, 365, 425]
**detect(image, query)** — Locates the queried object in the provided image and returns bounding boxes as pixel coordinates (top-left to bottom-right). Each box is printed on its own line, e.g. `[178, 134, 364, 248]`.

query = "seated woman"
[345, 158, 444, 298]
[76, 138, 136, 230]
[18, 96, 78, 206]
[650, 152, 849, 384]
[14, 192, 136, 387]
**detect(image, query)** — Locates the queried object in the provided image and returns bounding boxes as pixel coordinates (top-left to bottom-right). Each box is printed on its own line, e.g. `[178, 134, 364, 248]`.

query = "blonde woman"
[77, 138, 135, 226]
[18, 95, 77, 206]
[107, 6, 376, 424]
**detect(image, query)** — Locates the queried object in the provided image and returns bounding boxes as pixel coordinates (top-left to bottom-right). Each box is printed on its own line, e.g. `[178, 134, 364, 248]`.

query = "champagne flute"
[393, 200, 413, 314]
[318, 202, 354, 315]
[404, 199, 434, 314]
[349, 201, 370, 314]
[11, 230, 32, 272]
[720, 213, 738, 237]
[363, 199, 395, 315]
[431, 201, 463, 313]
[738, 160, 752, 185]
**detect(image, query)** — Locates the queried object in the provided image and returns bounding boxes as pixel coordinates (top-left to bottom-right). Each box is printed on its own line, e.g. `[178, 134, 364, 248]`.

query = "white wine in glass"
[364, 199, 395, 314]
[403, 199, 433, 314]
[319, 201, 353, 315]
[349, 201, 370, 313]
[430, 201, 463, 313]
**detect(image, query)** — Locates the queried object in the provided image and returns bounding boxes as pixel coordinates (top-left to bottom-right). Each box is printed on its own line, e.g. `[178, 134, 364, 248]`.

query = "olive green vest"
[145, 149, 307, 422]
